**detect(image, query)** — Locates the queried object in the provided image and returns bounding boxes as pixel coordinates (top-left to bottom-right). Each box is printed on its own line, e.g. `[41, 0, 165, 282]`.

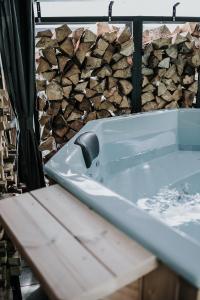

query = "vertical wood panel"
[179, 278, 199, 300]
[141, 264, 180, 300]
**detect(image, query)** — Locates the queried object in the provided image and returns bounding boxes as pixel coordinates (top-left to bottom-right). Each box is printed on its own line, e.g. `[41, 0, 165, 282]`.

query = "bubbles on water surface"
[137, 185, 200, 227]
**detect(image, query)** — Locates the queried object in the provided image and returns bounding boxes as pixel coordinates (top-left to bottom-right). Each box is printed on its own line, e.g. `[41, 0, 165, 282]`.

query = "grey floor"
[20, 261, 48, 300]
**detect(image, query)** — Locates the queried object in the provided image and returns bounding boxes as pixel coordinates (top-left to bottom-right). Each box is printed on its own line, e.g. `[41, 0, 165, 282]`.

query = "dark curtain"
[0, 0, 45, 190]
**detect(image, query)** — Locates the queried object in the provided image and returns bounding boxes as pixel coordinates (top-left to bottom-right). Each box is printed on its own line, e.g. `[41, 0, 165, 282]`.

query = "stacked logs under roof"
[35, 23, 134, 158]
[142, 23, 200, 111]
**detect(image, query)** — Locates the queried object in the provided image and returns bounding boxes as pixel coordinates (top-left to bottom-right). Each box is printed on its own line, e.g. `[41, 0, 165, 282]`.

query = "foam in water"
[137, 185, 200, 227]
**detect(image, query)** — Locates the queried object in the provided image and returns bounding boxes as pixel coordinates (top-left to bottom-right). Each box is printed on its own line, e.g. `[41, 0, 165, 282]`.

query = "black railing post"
[132, 18, 143, 113]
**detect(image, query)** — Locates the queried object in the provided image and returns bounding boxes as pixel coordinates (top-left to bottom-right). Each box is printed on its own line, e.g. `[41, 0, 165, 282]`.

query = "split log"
[93, 38, 109, 56]
[118, 27, 132, 44]
[103, 45, 115, 64]
[67, 110, 82, 122]
[172, 33, 187, 45]
[62, 77, 73, 86]
[85, 111, 97, 122]
[74, 81, 88, 92]
[143, 84, 155, 93]
[39, 115, 51, 126]
[112, 57, 131, 70]
[157, 82, 167, 96]
[90, 96, 102, 110]
[102, 31, 118, 43]
[142, 92, 155, 105]
[183, 90, 195, 107]
[165, 64, 176, 78]
[154, 50, 163, 61]
[63, 86, 72, 98]
[107, 91, 122, 105]
[92, 79, 106, 93]
[39, 136, 55, 151]
[64, 104, 74, 119]
[42, 71, 57, 82]
[162, 90, 173, 102]
[156, 96, 167, 109]
[188, 81, 198, 93]
[76, 42, 92, 64]
[46, 82, 63, 100]
[142, 68, 154, 76]
[85, 88, 96, 98]
[60, 38, 74, 57]
[120, 40, 134, 57]
[113, 67, 132, 78]
[183, 75, 194, 85]
[108, 77, 117, 89]
[96, 65, 112, 78]
[69, 120, 84, 131]
[120, 96, 131, 108]
[158, 57, 170, 68]
[36, 80, 46, 92]
[172, 88, 182, 101]
[81, 69, 93, 79]
[36, 37, 58, 49]
[152, 38, 172, 49]
[36, 29, 53, 38]
[55, 24, 72, 43]
[47, 101, 61, 116]
[37, 97, 46, 111]
[79, 98, 92, 112]
[83, 29, 97, 43]
[119, 80, 133, 95]
[57, 56, 70, 73]
[112, 53, 123, 62]
[36, 57, 51, 73]
[142, 101, 158, 111]
[86, 56, 102, 69]
[74, 94, 84, 102]
[72, 28, 85, 43]
[97, 110, 111, 118]
[165, 101, 178, 109]
[42, 48, 57, 65]
[142, 76, 149, 87]
[65, 64, 80, 77]
[166, 45, 178, 59]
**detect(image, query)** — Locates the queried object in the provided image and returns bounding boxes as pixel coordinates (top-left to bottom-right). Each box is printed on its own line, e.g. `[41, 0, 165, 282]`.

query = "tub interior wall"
[100, 110, 178, 164]
[96, 111, 200, 222]
[178, 110, 200, 150]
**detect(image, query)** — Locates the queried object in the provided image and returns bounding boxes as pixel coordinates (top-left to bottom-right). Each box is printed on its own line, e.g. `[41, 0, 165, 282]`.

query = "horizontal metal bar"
[35, 16, 135, 23]
[35, 16, 200, 24]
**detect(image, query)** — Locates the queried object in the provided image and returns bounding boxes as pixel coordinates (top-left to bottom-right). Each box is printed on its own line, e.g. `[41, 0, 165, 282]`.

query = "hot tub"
[45, 108, 200, 287]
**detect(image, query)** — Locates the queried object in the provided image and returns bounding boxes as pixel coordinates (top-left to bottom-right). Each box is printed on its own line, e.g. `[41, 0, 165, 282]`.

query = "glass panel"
[141, 22, 200, 112]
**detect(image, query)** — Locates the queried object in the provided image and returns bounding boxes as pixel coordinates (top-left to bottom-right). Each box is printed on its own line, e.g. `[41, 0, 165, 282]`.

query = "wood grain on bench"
[0, 185, 157, 300]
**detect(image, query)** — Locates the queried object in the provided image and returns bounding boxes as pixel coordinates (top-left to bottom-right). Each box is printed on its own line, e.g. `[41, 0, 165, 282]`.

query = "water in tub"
[98, 140, 200, 244]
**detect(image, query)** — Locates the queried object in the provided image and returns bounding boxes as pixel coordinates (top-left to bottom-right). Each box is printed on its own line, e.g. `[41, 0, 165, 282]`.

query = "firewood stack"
[142, 23, 200, 111]
[0, 90, 17, 194]
[35, 23, 134, 158]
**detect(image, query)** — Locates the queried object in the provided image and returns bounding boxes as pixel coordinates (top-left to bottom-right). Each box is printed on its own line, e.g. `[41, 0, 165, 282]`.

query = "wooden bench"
[0, 184, 199, 300]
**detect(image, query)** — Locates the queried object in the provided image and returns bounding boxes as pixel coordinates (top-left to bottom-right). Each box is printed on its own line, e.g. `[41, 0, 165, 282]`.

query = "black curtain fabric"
[0, 0, 45, 190]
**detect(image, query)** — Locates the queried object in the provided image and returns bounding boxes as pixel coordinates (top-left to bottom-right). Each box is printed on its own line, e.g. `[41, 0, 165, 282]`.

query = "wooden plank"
[0, 193, 118, 300]
[141, 264, 180, 300]
[31, 184, 157, 290]
[103, 280, 142, 300]
[179, 277, 200, 300]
